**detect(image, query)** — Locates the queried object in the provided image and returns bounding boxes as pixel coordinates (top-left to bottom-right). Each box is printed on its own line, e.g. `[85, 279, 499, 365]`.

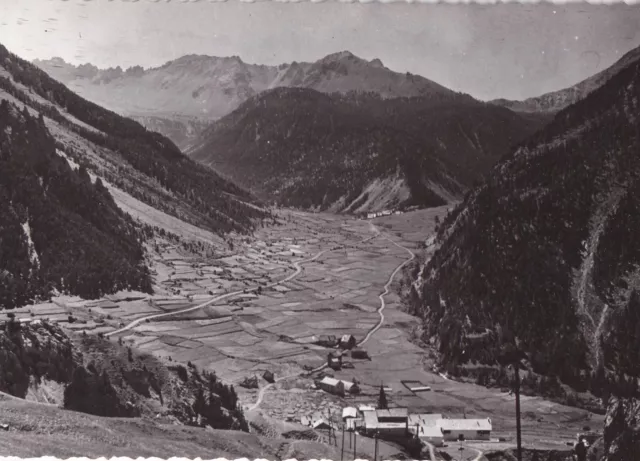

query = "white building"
[342, 407, 358, 420]
[418, 426, 445, 447]
[408, 414, 444, 447]
[317, 377, 360, 396]
[436, 418, 492, 441]
[358, 404, 376, 412]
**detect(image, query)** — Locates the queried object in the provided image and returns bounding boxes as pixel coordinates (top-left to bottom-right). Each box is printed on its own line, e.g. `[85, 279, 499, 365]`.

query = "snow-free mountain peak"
[33, 51, 452, 149]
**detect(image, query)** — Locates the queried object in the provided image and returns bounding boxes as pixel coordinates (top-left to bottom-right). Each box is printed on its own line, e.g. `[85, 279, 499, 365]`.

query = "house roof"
[344, 381, 358, 391]
[320, 377, 342, 387]
[362, 410, 378, 427]
[341, 334, 355, 341]
[376, 408, 408, 419]
[313, 419, 332, 429]
[358, 404, 376, 411]
[319, 377, 356, 390]
[436, 418, 492, 431]
[408, 414, 443, 427]
[417, 426, 444, 438]
[342, 407, 358, 419]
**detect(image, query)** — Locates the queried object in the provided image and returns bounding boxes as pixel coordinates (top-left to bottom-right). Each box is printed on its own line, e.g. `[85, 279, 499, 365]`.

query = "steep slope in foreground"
[0, 394, 363, 459]
[490, 45, 640, 114]
[189, 88, 544, 212]
[1, 44, 266, 241]
[410, 54, 640, 392]
[33, 51, 455, 149]
[0, 322, 374, 459]
[0, 320, 247, 430]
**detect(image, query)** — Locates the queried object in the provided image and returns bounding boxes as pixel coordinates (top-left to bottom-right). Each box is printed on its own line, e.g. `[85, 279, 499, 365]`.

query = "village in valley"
[0, 206, 604, 460]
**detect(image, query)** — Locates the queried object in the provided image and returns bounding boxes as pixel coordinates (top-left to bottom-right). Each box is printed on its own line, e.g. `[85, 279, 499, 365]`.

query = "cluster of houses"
[316, 334, 356, 349]
[338, 405, 492, 447]
[316, 376, 361, 396]
[365, 210, 402, 219]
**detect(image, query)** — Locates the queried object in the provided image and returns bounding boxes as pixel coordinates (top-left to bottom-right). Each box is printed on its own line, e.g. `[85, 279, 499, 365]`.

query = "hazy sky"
[1, 0, 640, 101]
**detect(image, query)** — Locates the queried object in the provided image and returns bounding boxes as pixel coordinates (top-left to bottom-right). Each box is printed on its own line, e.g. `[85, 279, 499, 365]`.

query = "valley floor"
[1, 207, 603, 459]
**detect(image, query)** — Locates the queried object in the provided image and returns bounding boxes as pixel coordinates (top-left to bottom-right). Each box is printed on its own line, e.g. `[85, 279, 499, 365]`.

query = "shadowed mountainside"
[408, 46, 640, 396]
[188, 88, 546, 212]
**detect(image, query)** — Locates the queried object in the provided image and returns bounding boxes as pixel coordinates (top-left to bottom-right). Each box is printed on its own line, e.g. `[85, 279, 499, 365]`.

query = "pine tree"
[377, 384, 388, 409]
[193, 388, 207, 425]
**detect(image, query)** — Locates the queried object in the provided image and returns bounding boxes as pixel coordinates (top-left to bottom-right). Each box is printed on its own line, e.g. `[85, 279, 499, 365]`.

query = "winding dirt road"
[248, 227, 417, 412]
[106, 246, 335, 338]
[357, 233, 415, 347]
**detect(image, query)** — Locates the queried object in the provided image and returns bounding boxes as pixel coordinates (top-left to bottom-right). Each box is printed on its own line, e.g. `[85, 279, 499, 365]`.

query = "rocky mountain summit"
[34, 51, 454, 150]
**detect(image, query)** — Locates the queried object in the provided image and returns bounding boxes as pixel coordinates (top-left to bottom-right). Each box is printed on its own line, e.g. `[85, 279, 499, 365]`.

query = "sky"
[1, 0, 640, 101]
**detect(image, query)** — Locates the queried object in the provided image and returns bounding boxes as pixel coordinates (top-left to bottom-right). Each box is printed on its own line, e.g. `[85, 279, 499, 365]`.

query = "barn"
[339, 334, 356, 350]
[317, 377, 359, 396]
[350, 348, 369, 360]
[316, 335, 339, 347]
[262, 370, 275, 383]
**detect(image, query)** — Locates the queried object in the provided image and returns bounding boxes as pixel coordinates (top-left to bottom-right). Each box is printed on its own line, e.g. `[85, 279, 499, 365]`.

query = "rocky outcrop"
[0, 320, 79, 398]
[0, 320, 248, 431]
[595, 397, 640, 461]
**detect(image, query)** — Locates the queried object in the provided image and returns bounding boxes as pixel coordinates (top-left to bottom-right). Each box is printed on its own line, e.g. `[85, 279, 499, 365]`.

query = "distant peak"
[163, 54, 245, 68]
[36, 56, 67, 65]
[369, 58, 384, 68]
[321, 50, 359, 62]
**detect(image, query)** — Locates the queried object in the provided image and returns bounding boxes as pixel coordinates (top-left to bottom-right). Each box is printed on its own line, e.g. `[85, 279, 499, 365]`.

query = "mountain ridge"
[188, 86, 546, 212]
[32, 51, 457, 149]
[489, 44, 640, 113]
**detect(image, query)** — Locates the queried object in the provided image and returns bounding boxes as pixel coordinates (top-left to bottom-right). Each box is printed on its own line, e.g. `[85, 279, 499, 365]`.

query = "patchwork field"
[5, 206, 603, 459]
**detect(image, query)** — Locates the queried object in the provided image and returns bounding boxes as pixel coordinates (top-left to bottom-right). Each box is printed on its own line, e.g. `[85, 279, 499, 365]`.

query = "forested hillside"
[1, 44, 267, 236]
[0, 100, 152, 308]
[0, 43, 271, 308]
[410, 51, 640, 396]
[189, 88, 545, 212]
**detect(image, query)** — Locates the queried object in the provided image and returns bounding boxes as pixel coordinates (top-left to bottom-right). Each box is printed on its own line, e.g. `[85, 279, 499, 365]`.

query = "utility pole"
[457, 434, 465, 461]
[341, 423, 346, 461]
[353, 427, 357, 460]
[327, 409, 334, 446]
[514, 360, 522, 461]
[374, 431, 379, 461]
[501, 338, 523, 461]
